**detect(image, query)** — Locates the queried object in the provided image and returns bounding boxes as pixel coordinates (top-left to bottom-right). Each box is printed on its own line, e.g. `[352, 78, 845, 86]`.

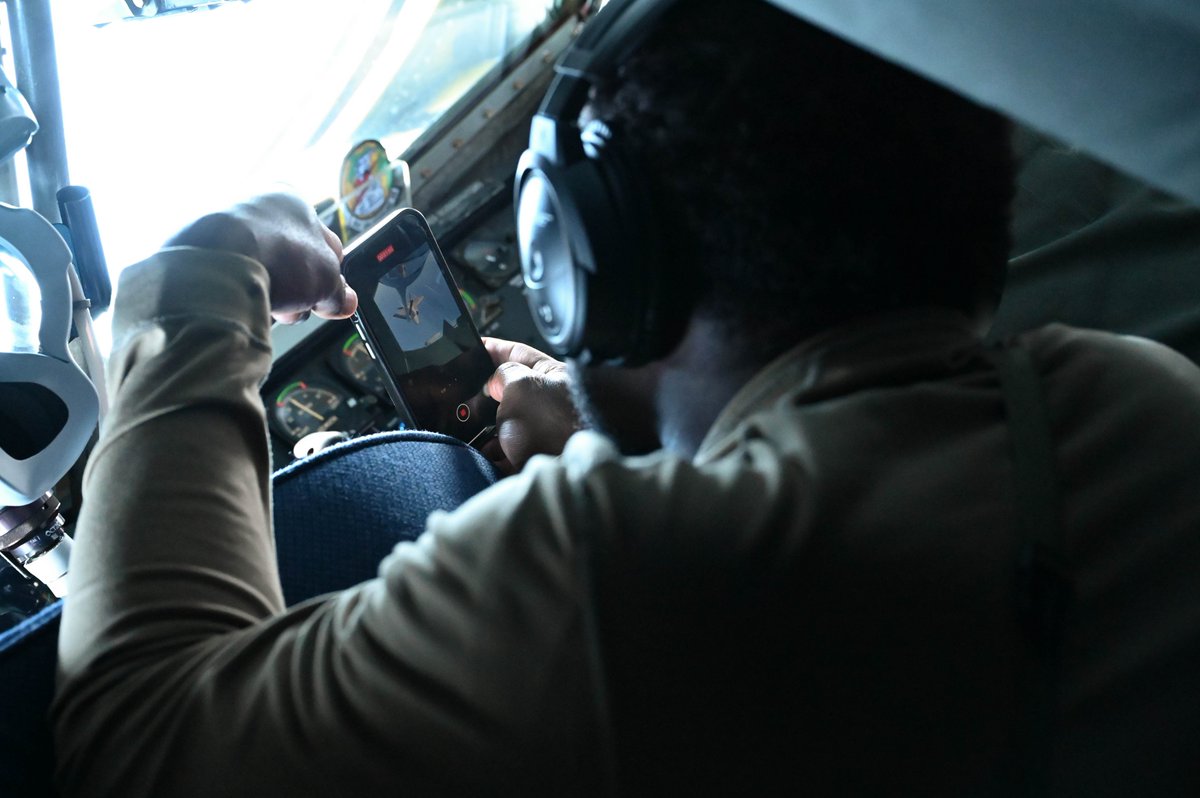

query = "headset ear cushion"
[563, 156, 653, 361]
[583, 127, 691, 365]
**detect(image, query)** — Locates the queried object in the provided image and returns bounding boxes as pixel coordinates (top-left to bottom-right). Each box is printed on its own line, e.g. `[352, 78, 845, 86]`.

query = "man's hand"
[166, 192, 356, 324]
[483, 338, 581, 471]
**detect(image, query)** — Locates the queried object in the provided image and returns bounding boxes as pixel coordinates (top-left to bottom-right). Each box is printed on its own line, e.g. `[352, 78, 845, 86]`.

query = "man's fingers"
[478, 436, 516, 477]
[482, 352, 580, 469]
[322, 224, 344, 261]
[483, 337, 557, 369]
[485, 360, 534, 403]
[273, 310, 311, 325]
[313, 278, 358, 320]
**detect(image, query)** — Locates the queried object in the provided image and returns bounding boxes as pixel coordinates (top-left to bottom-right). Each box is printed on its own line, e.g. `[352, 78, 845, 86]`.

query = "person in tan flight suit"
[53, 1, 1200, 795]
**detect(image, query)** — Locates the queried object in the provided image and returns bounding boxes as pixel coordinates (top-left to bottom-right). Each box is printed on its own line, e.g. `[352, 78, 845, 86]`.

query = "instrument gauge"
[272, 381, 346, 442]
[336, 332, 389, 398]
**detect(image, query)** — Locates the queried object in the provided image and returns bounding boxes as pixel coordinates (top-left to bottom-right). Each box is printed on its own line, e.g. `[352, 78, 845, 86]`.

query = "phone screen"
[344, 209, 497, 445]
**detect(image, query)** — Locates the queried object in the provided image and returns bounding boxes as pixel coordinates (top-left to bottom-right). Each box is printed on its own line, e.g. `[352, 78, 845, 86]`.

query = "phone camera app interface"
[368, 217, 496, 439]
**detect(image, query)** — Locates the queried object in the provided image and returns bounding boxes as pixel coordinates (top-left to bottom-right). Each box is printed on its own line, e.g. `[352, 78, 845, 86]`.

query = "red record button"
[456, 403, 471, 422]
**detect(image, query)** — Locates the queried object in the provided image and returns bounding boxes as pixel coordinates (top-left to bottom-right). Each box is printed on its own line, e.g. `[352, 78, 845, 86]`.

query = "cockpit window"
[53, 0, 561, 285]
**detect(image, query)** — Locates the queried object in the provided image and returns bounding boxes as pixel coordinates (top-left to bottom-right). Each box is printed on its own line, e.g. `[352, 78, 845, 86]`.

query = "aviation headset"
[514, 0, 691, 367]
[0, 204, 99, 508]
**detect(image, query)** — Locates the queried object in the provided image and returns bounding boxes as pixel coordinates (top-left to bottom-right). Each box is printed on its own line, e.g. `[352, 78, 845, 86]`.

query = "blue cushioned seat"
[271, 430, 499, 604]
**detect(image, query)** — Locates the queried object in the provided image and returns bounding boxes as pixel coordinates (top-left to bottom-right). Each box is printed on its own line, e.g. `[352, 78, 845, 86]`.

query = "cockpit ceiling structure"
[770, 0, 1200, 206]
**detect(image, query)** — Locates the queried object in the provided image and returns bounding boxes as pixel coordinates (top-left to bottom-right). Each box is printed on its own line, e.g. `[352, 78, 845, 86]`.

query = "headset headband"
[535, 0, 684, 163]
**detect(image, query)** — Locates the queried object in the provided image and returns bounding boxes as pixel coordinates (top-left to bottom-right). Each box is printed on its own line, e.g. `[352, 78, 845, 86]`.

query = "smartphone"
[342, 207, 498, 447]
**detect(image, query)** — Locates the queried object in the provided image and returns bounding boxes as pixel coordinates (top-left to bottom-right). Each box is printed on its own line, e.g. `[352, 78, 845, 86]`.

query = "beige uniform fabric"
[54, 249, 1200, 796]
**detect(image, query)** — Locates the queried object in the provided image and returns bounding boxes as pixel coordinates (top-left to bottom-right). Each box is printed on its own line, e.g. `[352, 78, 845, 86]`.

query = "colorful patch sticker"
[340, 140, 393, 222]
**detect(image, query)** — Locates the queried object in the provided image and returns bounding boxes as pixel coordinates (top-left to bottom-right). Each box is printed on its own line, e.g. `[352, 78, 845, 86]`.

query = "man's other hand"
[483, 338, 581, 471]
[166, 192, 357, 325]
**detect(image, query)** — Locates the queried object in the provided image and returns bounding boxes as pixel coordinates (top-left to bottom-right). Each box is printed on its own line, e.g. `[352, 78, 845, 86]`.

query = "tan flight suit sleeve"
[51, 249, 613, 797]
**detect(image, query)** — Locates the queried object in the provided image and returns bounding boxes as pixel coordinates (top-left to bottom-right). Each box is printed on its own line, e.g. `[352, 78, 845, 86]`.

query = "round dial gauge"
[337, 332, 389, 397]
[272, 382, 345, 442]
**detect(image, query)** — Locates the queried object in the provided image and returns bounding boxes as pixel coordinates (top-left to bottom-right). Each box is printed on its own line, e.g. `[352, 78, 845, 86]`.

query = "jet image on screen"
[372, 244, 476, 373]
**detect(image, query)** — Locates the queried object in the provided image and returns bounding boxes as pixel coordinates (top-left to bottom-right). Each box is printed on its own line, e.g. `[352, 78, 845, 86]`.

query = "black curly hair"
[586, 0, 1014, 355]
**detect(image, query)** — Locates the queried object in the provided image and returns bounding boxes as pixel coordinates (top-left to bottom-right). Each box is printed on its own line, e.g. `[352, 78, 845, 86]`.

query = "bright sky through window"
[51, 0, 551, 330]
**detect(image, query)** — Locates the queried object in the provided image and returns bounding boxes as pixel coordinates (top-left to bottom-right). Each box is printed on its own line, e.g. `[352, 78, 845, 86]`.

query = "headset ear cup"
[516, 151, 591, 357]
[517, 145, 691, 366]
[582, 132, 690, 365]
[563, 156, 650, 362]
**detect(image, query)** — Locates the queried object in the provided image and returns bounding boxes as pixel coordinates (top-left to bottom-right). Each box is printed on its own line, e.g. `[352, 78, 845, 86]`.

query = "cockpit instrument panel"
[262, 320, 405, 467]
[335, 331, 390, 398]
[272, 381, 357, 443]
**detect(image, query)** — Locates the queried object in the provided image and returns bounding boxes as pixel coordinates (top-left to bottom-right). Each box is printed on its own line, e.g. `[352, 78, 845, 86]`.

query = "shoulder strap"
[992, 343, 1073, 797]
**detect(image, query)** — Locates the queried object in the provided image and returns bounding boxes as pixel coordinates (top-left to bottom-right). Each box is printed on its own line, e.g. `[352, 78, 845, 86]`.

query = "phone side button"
[364, 341, 378, 360]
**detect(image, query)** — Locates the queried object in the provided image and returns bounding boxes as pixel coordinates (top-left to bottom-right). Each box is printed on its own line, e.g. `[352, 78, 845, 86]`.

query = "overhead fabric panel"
[766, 0, 1200, 207]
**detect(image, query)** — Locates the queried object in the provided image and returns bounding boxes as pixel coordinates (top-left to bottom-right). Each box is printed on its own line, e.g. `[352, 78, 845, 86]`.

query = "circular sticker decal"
[340, 140, 393, 223]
